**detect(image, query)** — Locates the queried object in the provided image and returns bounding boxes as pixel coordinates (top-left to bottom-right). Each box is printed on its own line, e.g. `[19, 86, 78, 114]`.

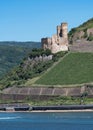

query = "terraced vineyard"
[35, 52, 93, 85]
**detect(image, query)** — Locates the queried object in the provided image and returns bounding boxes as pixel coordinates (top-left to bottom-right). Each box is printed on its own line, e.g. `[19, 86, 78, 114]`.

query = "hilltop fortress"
[41, 22, 68, 53]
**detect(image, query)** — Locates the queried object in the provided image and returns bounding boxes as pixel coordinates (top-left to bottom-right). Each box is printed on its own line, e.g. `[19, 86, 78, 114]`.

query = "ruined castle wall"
[41, 38, 52, 50]
[51, 43, 68, 53]
[57, 26, 61, 36]
[51, 34, 68, 53]
[61, 23, 68, 38]
[42, 22, 68, 53]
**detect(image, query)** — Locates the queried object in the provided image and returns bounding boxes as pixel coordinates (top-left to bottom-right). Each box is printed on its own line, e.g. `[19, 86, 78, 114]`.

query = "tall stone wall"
[61, 23, 68, 38]
[3, 85, 93, 98]
[42, 22, 68, 53]
[41, 38, 52, 50]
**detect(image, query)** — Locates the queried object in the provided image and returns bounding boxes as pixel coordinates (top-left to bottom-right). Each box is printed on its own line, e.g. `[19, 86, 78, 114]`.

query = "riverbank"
[31, 109, 93, 113]
[1, 109, 93, 113]
[0, 104, 93, 112]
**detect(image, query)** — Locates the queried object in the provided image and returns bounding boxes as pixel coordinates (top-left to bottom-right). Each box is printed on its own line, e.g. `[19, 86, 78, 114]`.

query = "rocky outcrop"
[69, 28, 93, 44]
[68, 18, 93, 52]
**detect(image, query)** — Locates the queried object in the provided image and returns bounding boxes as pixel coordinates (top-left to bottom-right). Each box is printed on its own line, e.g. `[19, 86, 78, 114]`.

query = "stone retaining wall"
[3, 86, 82, 96]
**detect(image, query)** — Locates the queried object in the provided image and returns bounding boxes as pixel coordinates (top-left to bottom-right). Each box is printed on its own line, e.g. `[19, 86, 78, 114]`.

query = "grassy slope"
[0, 96, 93, 105]
[35, 52, 93, 85]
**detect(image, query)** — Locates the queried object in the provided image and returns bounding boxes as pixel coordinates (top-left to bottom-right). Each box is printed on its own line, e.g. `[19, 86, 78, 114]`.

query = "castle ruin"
[41, 22, 68, 53]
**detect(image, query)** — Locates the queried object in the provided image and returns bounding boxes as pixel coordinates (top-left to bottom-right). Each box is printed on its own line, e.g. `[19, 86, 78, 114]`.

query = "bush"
[53, 51, 67, 62]
[68, 28, 77, 37]
[29, 48, 51, 58]
[4, 81, 11, 88]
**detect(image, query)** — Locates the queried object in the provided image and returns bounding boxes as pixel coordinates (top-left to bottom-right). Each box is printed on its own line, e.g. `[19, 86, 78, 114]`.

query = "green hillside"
[0, 50, 67, 89]
[0, 41, 41, 77]
[69, 18, 93, 37]
[68, 18, 93, 43]
[35, 52, 93, 85]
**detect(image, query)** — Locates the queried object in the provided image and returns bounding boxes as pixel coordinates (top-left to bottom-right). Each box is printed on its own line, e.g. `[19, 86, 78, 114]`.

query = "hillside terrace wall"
[3, 86, 82, 96]
[1, 86, 93, 100]
[69, 41, 93, 52]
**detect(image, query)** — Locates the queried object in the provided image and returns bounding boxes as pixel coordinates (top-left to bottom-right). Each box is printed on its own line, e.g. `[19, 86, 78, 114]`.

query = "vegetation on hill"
[0, 41, 41, 77]
[0, 49, 67, 89]
[0, 95, 92, 106]
[68, 18, 93, 43]
[69, 18, 93, 36]
[35, 52, 93, 85]
[26, 96, 93, 106]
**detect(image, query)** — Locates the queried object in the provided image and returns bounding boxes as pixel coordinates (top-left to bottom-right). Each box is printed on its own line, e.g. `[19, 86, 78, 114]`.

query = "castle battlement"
[41, 22, 68, 53]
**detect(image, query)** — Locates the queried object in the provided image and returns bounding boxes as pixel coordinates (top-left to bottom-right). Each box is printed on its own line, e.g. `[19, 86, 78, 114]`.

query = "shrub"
[29, 48, 51, 58]
[68, 28, 77, 37]
[53, 51, 67, 62]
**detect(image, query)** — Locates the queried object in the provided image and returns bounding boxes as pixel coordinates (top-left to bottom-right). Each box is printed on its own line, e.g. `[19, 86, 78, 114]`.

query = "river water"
[0, 112, 93, 130]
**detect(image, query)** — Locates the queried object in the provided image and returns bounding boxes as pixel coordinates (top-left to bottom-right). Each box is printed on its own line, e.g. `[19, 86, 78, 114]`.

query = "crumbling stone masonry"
[41, 22, 68, 53]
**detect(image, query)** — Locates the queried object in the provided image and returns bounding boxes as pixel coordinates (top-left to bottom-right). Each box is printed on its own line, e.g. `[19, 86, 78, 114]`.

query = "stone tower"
[41, 22, 68, 53]
[57, 26, 61, 36]
[61, 23, 68, 38]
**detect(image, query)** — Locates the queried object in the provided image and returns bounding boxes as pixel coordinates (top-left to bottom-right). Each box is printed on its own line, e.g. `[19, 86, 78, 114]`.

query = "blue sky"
[0, 0, 93, 42]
